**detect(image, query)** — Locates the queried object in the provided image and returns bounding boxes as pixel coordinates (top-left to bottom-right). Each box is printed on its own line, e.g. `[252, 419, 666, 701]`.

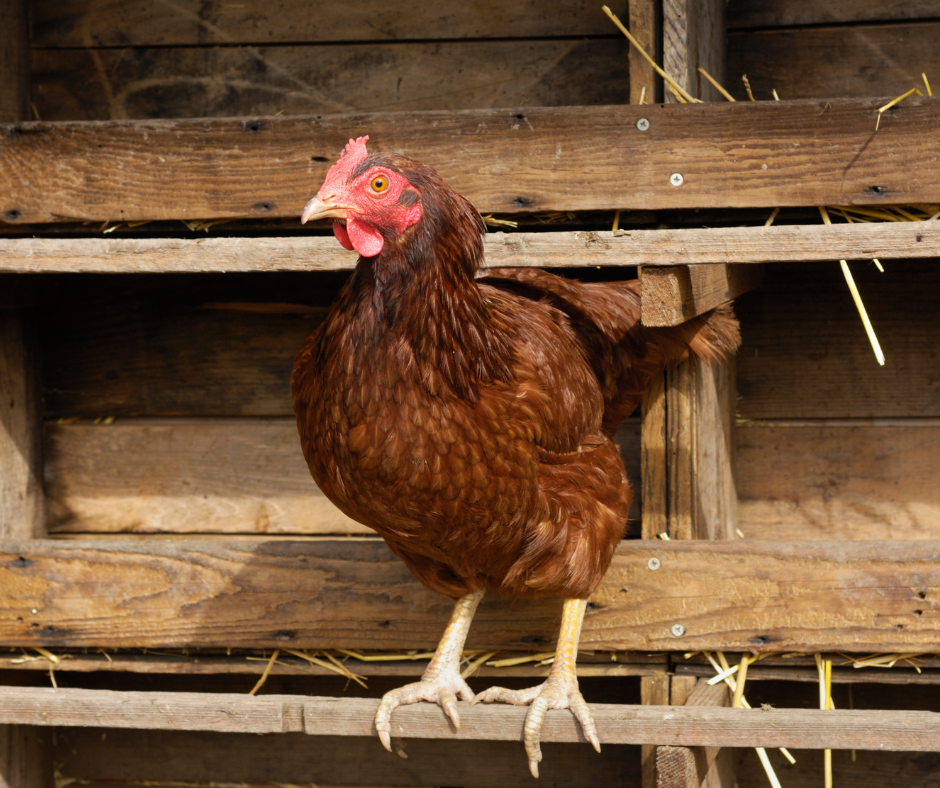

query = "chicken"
[292, 136, 740, 777]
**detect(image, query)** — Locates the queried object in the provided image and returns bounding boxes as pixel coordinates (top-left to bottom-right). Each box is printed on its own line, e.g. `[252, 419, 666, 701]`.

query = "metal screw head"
[31, 608, 38, 614]
[669, 172, 684, 187]
[636, 118, 650, 132]
[647, 557, 661, 571]
[671, 623, 686, 637]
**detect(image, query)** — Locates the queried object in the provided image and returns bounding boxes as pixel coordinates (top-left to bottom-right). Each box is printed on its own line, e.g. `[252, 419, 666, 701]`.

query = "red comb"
[322, 135, 371, 188]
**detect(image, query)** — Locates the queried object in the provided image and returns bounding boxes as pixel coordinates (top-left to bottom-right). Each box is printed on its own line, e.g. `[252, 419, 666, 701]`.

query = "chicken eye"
[370, 175, 389, 193]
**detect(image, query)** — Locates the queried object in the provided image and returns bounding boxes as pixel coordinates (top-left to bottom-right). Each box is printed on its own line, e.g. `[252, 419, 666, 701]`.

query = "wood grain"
[728, 22, 940, 101]
[4, 98, 940, 224]
[0, 0, 30, 123]
[57, 729, 636, 788]
[737, 748, 940, 788]
[31, 39, 630, 121]
[4, 222, 939, 273]
[43, 418, 640, 534]
[663, 0, 726, 103]
[640, 264, 763, 327]
[4, 686, 940, 751]
[736, 422, 940, 541]
[728, 0, 940, 29]
[641, 675, 671, 788]
[656, 680, 730, 788]
[3, 538, 940, 651]
[0, 315, 44, 539]
[629, 0, 660, 104]
[0, 724, 52, 788]
[30, 0, 631, 46]
[736, 261, 940, 419]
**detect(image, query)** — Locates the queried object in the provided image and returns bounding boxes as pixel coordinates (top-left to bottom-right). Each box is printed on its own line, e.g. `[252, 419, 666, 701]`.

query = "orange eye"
[370, 175, 388, 193]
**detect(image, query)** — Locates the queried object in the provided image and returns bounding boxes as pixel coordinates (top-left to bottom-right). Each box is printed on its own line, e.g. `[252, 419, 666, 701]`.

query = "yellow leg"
[375, 589, 484, 752]
[474, 598, 600, 778]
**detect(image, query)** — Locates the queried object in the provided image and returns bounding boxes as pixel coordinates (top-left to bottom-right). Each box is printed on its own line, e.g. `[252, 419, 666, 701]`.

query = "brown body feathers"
[292, 152, 740, 600]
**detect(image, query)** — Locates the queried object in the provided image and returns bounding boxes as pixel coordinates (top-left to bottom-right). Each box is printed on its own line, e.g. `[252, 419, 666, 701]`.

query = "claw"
[378, 728, 392, 752]
[440, 687, 461, 729]
[529, 759, 539, 779]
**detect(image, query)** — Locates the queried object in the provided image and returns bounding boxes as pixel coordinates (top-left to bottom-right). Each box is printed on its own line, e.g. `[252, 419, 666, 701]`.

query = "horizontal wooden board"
[4, 221, 940, 273]
[736, 422, 940, 540]
[4, 687, 940, 752]
[728, 0, 940, 29]
[737, 748, 940, 788]
[31, 39, 630, 122]
[728, 22, 940, 101]
[677, 664, 940, 685]
[3, 538, 940, 651]
[41, 418, 640, 534]
[57, 728, 636, 788]
[736, 261, 940, 419]
[30, 0, 631, 46]
[4, 98, 940, 223]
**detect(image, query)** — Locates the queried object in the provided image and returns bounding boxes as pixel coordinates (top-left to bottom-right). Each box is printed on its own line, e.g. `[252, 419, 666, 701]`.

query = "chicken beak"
[300, 192, 355, 224]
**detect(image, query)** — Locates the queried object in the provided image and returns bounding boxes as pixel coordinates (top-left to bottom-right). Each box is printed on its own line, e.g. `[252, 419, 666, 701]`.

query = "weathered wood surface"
[0, 0, 30, 124]
[728, 22, 940, 101]
[4, 687, 940, 751]
[641, 674, 671, 788]
[3, 538, 940, 651]
[4, 99, 940, 224]
[737, 748, 940, 788]
[736, 422, 940, 541]
[5, 222, 939, 273]
[43, 419, 640, 534]
[0, 315, 44, 539]
[31, 39, 630, 121]
[0, 724, 52, 788]
[57, 728, 637, 788]
[30, 0, 630, 46]
[629, 0, 660, 104]
[656, 680, 730, 788]
[728, 0, 940, 28]
[736, 261, 940, 419]
[677, 664, 940, 686]
[0, 651, 665, 679]
[640, 264, 763, 326]
[663, 0, 726, 103]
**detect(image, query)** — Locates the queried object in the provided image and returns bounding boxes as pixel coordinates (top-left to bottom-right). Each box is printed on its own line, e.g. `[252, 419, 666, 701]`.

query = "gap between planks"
[0, 221, 937, 273]
[0, 686, 938, 751]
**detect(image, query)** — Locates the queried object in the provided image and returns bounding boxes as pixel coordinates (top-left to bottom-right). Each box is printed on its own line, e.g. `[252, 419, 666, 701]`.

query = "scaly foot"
[375, 667, 475, 752]
[472, 673, 600, 778]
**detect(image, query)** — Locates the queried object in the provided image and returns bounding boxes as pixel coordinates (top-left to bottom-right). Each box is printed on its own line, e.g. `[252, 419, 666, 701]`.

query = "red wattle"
[332, 221, 354, 250]
[346, 216, 385, 257]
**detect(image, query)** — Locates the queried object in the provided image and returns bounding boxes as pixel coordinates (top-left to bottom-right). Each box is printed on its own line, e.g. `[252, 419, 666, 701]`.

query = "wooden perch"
[0, 686, 939, 751]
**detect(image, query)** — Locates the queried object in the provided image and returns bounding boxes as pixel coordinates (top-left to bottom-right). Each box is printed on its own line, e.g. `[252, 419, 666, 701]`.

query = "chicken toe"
[373, 589, 484, 752]
[472, 598, 598, 778]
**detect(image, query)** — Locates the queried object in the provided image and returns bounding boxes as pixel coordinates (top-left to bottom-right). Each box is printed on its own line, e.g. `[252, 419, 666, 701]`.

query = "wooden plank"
[728, 0, 940, 29]
[736, 261, 940, 419]
[0, 725, 52, 788]
[0, 0, 30, 123]
[728, 22, 940, 101]
[640, 373, 669, 540]
[56, 728, 637, 788]
[678, 664, 940, 685]
[30, 0, 631, 46]
[44, 419, 368, 535]
[4, 687, 940, 751]
[641, 675, 671, 788]
[629, 0, 660, 104]
[0, 315, 44, 539]
[31, 39, 630, 122]
[4, 538, 940, 651]
[640, 264, 764, 327]
[656, 680, 731, 788]
[4, 221, 939, 274]
[663, 0, 726, 103]
[44, 419, 641, 533]
[4, 98, 940, 224]
[736, 422, 940, 541]
[0, 651, 665, 679]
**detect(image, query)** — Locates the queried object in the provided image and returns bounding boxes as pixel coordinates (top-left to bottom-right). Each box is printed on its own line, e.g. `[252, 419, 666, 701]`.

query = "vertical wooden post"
[640, 674, 671, 788]
[628, 0, 661, 105]
[640, 1, 737, 785]
[0, 4, 54, 786]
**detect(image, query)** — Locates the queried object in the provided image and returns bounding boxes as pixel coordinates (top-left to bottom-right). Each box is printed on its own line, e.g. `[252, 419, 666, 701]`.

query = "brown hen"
[292, 136, 740, 776]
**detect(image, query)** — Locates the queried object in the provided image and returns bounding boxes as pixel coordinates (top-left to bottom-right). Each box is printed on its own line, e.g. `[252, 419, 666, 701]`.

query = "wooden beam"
[628, 0, 660, 105]
[3, 98, 940, 224]
[728, 0, 940, 28]
[663, 0, 726, 103]
[0, 0, 30, 124]
[3, 538, 940, 651]
[641, 675, 671, 788]
[677, 663, 940, 686]
[1, 686, 940, 751]
[1, 221, 937, 274]
[656, 680, 731, 788]
[640, 264, 763, 327]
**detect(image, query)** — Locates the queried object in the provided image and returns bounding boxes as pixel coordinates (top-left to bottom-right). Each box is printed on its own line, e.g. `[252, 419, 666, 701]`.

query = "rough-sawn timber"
[2, 98, 940, 223]
[0, 221, 937, 273]
[1, 539, 939, 652]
